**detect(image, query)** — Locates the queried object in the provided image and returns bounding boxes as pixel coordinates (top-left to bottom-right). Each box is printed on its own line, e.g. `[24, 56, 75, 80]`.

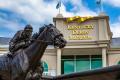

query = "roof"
[0, 37, 10, 45]
[111, 37, 120, 48]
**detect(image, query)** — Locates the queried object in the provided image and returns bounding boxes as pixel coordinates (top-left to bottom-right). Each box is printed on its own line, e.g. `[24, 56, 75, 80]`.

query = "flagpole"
[59, 0, 61, 14]
[59, 5, 60, 14]
[56, 0, 61, 14]
[99, 0, 103, 12]
[96, 0, 103, 13]
[101, 0, 103, 12]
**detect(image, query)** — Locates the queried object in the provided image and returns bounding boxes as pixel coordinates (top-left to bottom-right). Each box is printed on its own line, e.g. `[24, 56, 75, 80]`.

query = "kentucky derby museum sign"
[65, 16, 95, 40]
[53, 15, 107, 42]
[67, 24, 94, 40]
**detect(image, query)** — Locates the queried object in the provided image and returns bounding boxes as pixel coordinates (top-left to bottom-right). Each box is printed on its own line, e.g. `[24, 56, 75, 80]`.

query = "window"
[91, 55, 102, 69]
[76, 56, 90, 72]
[41, 61, 48, 75]
[42, 61, 48, 72]
[61, 55, 102, 74]
[61, 56, 74, 74]
[42, 61, 56, 76]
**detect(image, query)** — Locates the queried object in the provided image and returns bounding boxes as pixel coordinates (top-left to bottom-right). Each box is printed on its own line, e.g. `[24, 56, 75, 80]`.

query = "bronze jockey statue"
[8, 24, 33, 58]
[9, 24, 44, 79]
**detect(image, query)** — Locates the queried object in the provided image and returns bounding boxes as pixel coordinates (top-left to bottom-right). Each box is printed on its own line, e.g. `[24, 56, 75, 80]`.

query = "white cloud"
[0, 0, 73, 32]
[1, 0, 120, 44]
[62, 0, 97, 16]
[0, 17, 23, 31]
[0, 0, 97, 37]
[103, 0, 120, 7]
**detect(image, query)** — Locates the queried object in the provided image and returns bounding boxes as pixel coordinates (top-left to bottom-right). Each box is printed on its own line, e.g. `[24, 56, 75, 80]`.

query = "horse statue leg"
[25, 61, 44, 80]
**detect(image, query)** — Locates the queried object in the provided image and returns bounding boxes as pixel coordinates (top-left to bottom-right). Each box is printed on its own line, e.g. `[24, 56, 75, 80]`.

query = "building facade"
[0, 14, 120, 76]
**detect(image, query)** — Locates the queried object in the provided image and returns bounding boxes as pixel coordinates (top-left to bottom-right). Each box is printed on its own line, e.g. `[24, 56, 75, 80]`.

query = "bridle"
[30, 39, 52, 43]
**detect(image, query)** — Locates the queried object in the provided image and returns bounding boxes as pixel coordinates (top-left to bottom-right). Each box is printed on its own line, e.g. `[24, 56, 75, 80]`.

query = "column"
[102, 48, 107, 67]
[57, 48, 61, 75]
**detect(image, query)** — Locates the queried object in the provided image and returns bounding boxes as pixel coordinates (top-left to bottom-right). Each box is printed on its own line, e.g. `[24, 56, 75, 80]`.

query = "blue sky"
[0, 0, 120, 38]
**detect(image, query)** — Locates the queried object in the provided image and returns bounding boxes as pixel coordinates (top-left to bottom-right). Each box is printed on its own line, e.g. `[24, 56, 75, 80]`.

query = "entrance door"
[61, 55, 102, 74]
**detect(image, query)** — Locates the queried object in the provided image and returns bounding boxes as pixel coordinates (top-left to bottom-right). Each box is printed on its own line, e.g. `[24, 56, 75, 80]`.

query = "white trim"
[74, 55, 76, 72]
[90, 55, 92, 70]
[57, 49, 61, 75]
[102, 48, 107, 67]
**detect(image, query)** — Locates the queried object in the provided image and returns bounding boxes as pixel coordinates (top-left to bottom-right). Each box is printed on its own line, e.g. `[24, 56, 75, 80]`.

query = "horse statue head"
[34, 24, 67, 48]
[25, 23, 67, 63]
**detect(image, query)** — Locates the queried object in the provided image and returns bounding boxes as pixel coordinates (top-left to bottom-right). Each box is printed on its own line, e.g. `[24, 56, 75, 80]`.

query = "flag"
[56, 1, 61, 9]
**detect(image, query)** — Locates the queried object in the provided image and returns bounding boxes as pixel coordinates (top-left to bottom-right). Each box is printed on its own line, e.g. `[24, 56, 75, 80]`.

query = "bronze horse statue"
[0, 24, 66, 80]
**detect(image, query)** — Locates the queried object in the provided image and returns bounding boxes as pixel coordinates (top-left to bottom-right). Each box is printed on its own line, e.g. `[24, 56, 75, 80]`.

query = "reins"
[30, 39, 52, 43]
[31, 26, 61, 44]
